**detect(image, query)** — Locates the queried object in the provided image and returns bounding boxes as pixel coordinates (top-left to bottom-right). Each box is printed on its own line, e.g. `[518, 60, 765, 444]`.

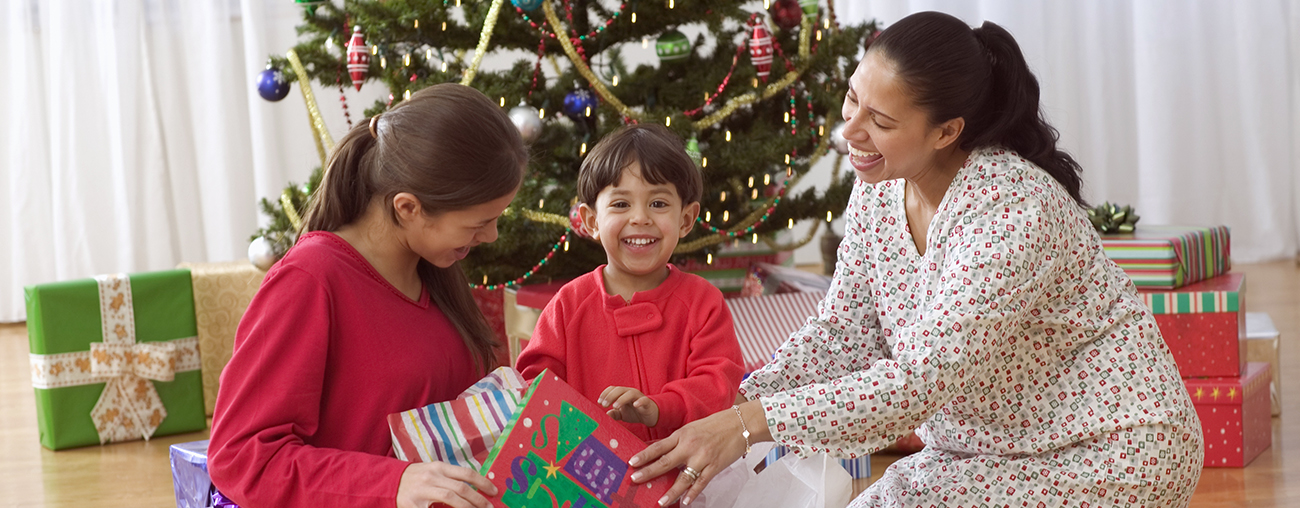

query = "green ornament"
[1086, 202, 1140, 234]
[556, 401, 598, 461]
[655, 30, 691, 64]
[799, 0, 818, 15]
[685, 137, 702, 167]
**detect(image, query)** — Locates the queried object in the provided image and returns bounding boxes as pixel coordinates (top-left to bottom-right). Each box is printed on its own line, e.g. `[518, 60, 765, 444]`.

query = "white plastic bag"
[695, 443, 852, 508]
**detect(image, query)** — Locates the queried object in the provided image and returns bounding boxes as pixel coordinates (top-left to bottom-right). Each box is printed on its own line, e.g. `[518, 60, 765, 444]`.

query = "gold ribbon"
[287, 48, 335, 167]
[461, 0, 507, 86]
[83, 274, 187, 444]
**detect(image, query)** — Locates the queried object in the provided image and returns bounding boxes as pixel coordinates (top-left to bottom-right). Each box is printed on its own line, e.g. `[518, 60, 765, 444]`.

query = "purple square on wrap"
[563, 435, 627, 503]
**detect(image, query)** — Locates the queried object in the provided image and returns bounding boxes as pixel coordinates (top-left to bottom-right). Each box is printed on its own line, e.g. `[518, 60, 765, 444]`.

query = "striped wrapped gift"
[1139, 273, 1246, 377]
[388, 367, 529, 468]
[725, 291, 822, 373]
[1100, 225, 1230, 289]
[765, 444, 871, 479]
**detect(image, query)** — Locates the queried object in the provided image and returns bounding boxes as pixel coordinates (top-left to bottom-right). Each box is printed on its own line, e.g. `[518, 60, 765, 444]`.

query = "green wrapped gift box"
[25, 269, 207, 450]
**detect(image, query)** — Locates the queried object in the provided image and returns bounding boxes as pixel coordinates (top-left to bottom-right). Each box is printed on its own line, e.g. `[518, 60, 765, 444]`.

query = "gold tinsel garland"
[287, 49, 334, 167]
[280, 192, 304, 232]
[541, 0, 636, 119]
[460, 0, 506, 86]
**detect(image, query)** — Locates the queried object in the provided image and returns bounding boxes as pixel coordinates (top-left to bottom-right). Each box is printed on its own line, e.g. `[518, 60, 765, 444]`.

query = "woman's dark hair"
[578, 123, 703, 206]
[301, 83, 527, 374]
[869, 11, 1086, 206]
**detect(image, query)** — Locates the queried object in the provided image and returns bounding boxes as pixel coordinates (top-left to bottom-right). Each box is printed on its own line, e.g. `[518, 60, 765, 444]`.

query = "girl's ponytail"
[302, 122, 380, 233]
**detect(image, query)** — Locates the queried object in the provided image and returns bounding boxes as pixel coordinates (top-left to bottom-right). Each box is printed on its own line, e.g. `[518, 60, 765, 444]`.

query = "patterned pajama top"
[739, 147, 1203, 508]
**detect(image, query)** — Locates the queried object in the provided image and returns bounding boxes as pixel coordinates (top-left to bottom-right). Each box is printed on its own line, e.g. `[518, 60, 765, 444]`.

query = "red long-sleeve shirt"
[209, 231, 479, 507]
[516, 265, 744, 441]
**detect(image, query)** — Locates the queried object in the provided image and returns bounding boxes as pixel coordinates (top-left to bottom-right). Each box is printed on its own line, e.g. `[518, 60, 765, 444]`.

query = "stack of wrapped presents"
[1102, 225, 1274, 467]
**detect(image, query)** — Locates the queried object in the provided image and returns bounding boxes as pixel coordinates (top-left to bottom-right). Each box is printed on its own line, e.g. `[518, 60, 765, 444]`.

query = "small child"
[516, 124, 744, 442]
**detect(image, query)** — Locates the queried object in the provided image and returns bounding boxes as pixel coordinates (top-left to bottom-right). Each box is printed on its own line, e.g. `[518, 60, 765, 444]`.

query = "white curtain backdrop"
[1, 0, 1297, 322]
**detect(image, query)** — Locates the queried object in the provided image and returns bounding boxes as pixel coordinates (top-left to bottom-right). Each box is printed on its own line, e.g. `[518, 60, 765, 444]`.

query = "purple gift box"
[170, 439, 240, 508]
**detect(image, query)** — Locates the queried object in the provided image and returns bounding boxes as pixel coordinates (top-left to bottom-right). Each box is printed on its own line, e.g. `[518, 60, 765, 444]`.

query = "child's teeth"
[850, 147, 880, 157]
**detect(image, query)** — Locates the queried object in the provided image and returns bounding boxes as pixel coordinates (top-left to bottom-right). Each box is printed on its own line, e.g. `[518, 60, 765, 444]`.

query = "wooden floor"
[1, 260, 1296, 507]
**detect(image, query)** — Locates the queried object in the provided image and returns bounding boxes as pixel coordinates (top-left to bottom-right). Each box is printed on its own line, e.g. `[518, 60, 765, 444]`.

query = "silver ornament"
[248, 236, 279, 271]
[830, 122, 850, 155]
[509, 104, 543, 144]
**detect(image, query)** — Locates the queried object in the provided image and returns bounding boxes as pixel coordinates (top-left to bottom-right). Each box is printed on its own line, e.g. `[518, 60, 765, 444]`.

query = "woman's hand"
[396, 461, 498, 508]
[600, 386, 659, 427]
[627, 400, 769, 506]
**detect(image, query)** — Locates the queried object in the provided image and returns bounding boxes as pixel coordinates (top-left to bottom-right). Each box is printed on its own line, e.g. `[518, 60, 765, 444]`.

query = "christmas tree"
[258, 0, 877, 289]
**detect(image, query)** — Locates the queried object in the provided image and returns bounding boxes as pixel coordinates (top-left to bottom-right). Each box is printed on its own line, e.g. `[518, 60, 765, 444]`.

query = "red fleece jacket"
[516, 265, 744, 441]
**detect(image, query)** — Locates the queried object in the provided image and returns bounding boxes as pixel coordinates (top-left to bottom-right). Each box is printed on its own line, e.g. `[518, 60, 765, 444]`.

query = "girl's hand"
[396, 461, 498, 508]
[599, 386, 660, 427]
[627, 400, 768, 506]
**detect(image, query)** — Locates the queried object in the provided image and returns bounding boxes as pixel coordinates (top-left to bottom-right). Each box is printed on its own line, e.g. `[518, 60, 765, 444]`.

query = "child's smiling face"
[579, 160, 699, 291]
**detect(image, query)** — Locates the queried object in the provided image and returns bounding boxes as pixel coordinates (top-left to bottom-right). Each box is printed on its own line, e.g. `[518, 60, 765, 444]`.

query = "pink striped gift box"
[387, 367, 529, 468]
[725, 291, 822, 373]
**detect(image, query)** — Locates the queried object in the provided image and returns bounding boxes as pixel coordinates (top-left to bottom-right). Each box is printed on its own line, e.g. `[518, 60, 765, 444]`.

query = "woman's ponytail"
[968, 22, 1086, 206]
[869, 12, 1087, 207]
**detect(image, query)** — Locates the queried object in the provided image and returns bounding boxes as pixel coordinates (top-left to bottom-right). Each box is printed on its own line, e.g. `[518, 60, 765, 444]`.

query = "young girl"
[209, 84, 526, 508]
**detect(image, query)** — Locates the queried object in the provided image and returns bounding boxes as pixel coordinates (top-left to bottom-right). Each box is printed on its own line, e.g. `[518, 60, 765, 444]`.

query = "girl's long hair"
[301, 83, 527, 374]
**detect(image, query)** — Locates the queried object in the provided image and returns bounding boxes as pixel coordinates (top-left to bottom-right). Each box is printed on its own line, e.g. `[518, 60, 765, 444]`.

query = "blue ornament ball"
[563, 88, 598, 120]
[256, 66, 291, 102]
[511, 0, 544, 11]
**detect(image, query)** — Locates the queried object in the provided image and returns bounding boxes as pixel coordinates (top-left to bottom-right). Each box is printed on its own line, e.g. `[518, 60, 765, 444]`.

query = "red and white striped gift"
[725, 292, 822, 373]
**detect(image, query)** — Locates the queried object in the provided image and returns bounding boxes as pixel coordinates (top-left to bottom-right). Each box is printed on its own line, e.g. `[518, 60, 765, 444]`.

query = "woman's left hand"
[628, 400, 767, 506]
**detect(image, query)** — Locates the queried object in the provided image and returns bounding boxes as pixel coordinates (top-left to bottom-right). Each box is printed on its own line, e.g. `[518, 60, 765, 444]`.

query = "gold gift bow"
[26, 275, 201, 444]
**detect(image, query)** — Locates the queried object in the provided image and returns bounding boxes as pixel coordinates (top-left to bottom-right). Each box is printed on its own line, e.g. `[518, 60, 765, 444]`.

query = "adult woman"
[630, 11, 1203, 508]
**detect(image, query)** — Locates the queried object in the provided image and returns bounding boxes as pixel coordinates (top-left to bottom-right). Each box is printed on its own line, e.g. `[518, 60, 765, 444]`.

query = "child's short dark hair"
[578, 124, 702, 206]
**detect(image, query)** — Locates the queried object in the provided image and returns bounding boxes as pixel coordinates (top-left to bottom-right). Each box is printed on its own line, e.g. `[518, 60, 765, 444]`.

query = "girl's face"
[841, 51, 957, 184]
[579, 161, 699, 289]
[407, 190, 517, 268]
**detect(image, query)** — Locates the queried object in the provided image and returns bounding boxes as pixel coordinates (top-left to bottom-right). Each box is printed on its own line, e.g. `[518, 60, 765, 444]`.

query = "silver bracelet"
[732, 404, 752, 458]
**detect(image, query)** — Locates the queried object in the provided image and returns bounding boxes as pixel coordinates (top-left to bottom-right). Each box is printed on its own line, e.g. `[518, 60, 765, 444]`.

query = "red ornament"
[569, 201, 592, 239]
[768, 0, 803, 30]
[347, 25, 370, 92]
[749, 23, 774, 81]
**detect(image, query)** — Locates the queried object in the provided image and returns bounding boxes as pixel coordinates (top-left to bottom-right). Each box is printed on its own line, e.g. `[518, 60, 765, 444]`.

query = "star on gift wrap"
[544, 461, 562, 478]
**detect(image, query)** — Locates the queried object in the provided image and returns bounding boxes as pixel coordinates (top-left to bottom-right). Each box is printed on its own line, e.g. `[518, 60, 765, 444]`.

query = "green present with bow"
[25, 270, 207, 450]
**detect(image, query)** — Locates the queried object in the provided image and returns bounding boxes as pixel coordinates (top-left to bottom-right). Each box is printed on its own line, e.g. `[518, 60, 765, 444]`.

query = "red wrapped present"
[481, 370, 671, 507]
[515, 281, 568, 310]
[1101, 225, 1230, 289]
[472, 287, 512, 368]
[724, 291, 821, 373]
[1139, 273, 1245, 377]
[1185, 362, 1271, 467]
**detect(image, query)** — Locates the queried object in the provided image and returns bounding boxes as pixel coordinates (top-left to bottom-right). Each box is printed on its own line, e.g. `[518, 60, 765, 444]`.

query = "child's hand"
[599, 386, 659, 427]
[397, 461, 498, 508]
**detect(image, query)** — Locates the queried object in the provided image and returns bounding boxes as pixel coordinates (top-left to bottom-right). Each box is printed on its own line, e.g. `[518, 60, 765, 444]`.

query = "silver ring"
[681, 466, 701, 482]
